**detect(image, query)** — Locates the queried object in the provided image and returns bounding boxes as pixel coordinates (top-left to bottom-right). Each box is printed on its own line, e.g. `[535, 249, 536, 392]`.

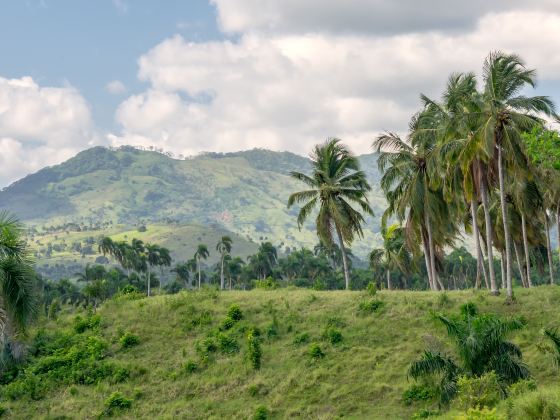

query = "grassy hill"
[3, 287, 560, 418]
[0, 146, 387, 276]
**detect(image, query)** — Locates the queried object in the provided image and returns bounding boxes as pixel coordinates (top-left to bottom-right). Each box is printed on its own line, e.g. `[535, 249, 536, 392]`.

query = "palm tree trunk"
[386, 270, 391, 290]
[497, 147, 513, 300]
[147, 263, 151, 297]
[477, 230, 490, 289]
[426, 213, 439, 291]
[480, 179, 498, 294]
[220, 256, 225, 290]
[500, 255, 506, 289]
[513, 241, 527, 288]
[521, 212, 532, 287]
[335, 225, 351, 290]
[556, 204, 560, 260]
[545, 213, 555, 285]
[422, 239, 434, 290]
[471, 199, 488, 289]
[197, 258, 201, 290]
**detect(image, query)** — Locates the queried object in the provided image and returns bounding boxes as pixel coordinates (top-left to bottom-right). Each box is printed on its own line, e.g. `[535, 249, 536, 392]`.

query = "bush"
[366, 281, 377, 296]
[358, 299, 385, 314]
[508, 390, 560, 419]
[216, 333, 239, 354]
[196, 337, 218, 362]
[73, 313, 101, 334]
[253, 277, 278, 290]
[411, 409, 439, 419]
[227, 304, 243, 321]
[293, 332, 310, 345]
[247, 329, 262, 370]
[403, 384, 437, 406]
[456, 372, 501, 410]
[184, 360, 198, 374]
[253, 405, 268, 420]
[455, 407, 501, 420]
[220, 317, 236, 331]
[119, 332, 140, 349]
[322, 328, 343, 345]
[309, 343, 325, 360]
[508, 379, 537, 397]
[103, 392, 132, 415]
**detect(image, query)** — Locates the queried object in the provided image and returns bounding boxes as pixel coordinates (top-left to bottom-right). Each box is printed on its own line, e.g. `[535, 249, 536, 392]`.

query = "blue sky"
[0, 0, 223, 130]
[1, 0, 560, 186]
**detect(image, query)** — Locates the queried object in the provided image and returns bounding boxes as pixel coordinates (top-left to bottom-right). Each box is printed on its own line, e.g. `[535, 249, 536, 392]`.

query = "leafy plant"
[247, 329, 262, 370]
[402, 384, 437, 406]
[253, 405, 268, 420]
[456, 372, 501, 410]
[227, 304, 243, 321]
[358, 299, 385, 314]
[119, 332, 140, 349]
[103, 392, 132, 415]
[322, 327, 343, 345]
[309, 343, 325, 360]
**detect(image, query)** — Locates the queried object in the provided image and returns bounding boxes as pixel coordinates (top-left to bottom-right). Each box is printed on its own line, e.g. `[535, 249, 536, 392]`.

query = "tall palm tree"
[171, 262, 191, 288]
[194, 244, 209, 289]
[0, 212, 38, 363]
[216, 236, 233, 290]
[288, 138, 373, 290]
[227, 256, 245, 290]
[479, 51, 556, 300]
[369, 224, 412, 290]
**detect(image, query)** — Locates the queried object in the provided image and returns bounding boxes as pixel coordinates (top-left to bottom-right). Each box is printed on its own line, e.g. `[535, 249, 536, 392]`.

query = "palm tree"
[369, 224, 412, 290]
[410, 303, 529, 404]
[288, 138, 373, 290]
[478, 51, 556, 300]
[144, 244, 159, 297]
[216, 236, 233, 290]
[75, 263, 106, 283]
[227, 256, 245, 290]
[0, 212, 38, 363]
[194, 244, 209, 289]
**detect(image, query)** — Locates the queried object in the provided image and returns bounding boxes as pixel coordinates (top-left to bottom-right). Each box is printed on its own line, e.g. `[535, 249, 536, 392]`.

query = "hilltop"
[2, 287, 560, 418]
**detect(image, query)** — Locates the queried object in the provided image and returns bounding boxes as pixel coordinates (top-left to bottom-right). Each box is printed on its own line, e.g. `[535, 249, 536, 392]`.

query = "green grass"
[4, 287, 560, 419]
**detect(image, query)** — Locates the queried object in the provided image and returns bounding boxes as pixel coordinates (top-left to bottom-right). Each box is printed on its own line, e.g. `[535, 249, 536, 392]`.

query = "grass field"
[3, 287, 560, 419]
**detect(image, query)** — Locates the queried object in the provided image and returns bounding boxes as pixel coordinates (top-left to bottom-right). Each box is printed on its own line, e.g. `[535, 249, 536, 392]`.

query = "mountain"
[0, 146, 386, 277]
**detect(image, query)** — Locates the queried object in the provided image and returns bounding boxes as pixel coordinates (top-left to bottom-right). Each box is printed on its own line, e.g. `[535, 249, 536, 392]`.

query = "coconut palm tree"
[0, 212, 38, 364]
[172, 262, 191, 288]
[288, 138, 373, 290]
[410, 303, 529, 404]
[227, 256, 245, 290]
[216, 236, 233, 290]
[194, 244, 209, 289]
[478, 51, 556, 300]
[369, 224, 412, 290]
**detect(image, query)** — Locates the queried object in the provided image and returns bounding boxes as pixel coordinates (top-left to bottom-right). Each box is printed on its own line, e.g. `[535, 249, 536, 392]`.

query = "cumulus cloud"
[210, 0, 560, 35]
[105, 80, 127, 95]
[110, 10, 560, 158]
[0, 76, 98, 186]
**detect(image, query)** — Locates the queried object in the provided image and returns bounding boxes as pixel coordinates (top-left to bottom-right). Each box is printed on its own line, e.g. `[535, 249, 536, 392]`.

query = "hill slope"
[2, 288, 560, 418]
[0, 147, 386, 275]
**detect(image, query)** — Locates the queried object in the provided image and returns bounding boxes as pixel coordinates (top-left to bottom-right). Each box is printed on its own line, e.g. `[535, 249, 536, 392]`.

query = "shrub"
[456, 372, 501, 410]
[188, 310, 213, 330]
[455, 407, 501, 420]
[358, 299, 385, 314]
[309, 343, 325, 360]
[293, 332, 310, 345]
[227, 304, 243, 321]
[196, 337, 218, 362]
[0, 404, 6, 416]
[247, 329, 262, 370]
[508, 379, 537, 397]
[508, 390, 560, 420]
[103, 392, 132, 415]
[437, 293, 452, 308]
[266, 315, 279, 339]
[253, 405, 268, 420]
[216, 333, 239, 354]
[184, 360, 198, 374]
[220, 317, 236, 331]
[73, 313, 101, 334]
[322, 328, 343, 345]
[119, 332, 140, 349]
[366, 281, 377, 296]
[402, 384, 437, 406]
[411, 409, 439, 419]
[254, 277, 278, 290]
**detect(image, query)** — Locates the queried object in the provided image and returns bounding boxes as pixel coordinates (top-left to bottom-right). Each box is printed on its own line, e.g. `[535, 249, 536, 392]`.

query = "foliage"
[309, 343, 325, 360]
[253, 405, 268, 420]
[247, 329, 262, 370]
[119, 332, 140, 349]
[455, 407, 502, 420]
[456, 372, 501, 410]
[507, 389, 560, 420]
[402, 384, 437, 406]
[227, 304, 243, 321]
[102, 392, 132, 416]
[358, 299, 385, 314]
[322, 327, 343, 345]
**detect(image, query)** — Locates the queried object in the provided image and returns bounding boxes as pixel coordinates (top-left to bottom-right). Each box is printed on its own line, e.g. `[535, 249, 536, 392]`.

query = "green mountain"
[0, 146, 386, 277]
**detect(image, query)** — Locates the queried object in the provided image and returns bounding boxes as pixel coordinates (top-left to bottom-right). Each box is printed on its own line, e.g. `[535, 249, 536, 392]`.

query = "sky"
[1, 0, 560, 187]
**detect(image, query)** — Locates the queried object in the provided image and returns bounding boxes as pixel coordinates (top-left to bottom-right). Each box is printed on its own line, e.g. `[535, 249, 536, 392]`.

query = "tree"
[409, 303, 529, 404]
[194, 244, 209, 289]
[172, 262, 191, 288]
[369, 224, 412, 290]
[216, 236, 233, 290]
[478, 52, 556, 300]
[288, 138, 373, 289]
[0, 212, 38, 363]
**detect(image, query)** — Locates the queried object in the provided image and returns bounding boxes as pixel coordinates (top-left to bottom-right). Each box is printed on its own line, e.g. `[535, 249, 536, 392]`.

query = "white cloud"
[0, 76, 99, 186]
[105, 80, 127, 95]
[111, 10, 560, 158]
[112, 0, 128, 15]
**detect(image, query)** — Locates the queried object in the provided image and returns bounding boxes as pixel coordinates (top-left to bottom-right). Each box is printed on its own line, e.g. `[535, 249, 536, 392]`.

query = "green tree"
[194, 244, 209, 289]
[288, 138, 373, 289]
[216, 236, 233, 290]
[369, 224, 412, 290]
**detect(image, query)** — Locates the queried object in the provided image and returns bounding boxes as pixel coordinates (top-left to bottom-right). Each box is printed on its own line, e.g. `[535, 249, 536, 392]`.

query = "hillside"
[0, 147, 386, 276]
[2, 287, 560, 418]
